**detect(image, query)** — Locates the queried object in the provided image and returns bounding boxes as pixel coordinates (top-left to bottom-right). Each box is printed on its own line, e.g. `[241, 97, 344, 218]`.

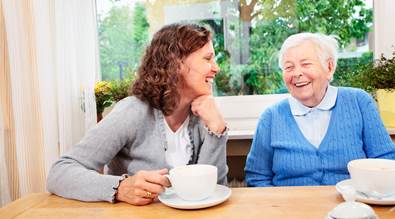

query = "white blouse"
[288, 85, 338, 148]
[164, 116, 193, 167]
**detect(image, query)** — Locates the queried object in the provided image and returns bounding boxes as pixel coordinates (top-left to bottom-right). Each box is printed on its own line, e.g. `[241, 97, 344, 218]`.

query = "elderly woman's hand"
[191, 95, 226, 135]
[116, 168, 170, 205]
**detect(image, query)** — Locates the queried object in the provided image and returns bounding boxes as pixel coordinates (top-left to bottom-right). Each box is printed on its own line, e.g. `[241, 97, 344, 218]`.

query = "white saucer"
[336, 179, 395, 205]
[158, 184, 231, 209]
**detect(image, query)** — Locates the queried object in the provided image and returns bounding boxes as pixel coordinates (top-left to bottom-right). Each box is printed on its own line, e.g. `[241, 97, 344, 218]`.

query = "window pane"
[96, 0, 373, 96]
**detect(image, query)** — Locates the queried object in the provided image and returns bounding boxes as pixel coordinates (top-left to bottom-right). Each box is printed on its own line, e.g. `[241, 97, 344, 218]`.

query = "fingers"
[157, 168, 171, 187]
[133, 198, 154, 206]
[136, 171, 168, 193]
[139, 180, 165, 194]
[191, 95, 226, 134]
[133, 189, 158, 199]
[116, 169, 171, 206]
[124, 195, 155, 206]
[191, 95, 212, 116]
[157, 168, 169, 175]
[144, 169, 171, 188]
[116, 180, 155, 206]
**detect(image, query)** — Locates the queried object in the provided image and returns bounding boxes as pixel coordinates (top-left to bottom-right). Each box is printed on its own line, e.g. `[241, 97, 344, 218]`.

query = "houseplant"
[94, 81, 113, 122]
[352, 52, 395, 128]
[94, 75, 135, 122]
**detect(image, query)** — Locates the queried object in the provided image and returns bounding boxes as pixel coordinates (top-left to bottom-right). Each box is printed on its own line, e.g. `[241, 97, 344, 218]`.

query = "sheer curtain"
[0, 0, 99, 206]
[373, 0, 395, 59]
[0, 100, 11, 207]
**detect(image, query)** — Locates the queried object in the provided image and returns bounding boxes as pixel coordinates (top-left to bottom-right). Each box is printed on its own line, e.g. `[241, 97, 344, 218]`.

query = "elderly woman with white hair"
[245, 32, 395, 187]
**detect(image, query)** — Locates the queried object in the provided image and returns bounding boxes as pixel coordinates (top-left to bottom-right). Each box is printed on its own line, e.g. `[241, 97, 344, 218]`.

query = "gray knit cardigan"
[46, 96, 228, 202]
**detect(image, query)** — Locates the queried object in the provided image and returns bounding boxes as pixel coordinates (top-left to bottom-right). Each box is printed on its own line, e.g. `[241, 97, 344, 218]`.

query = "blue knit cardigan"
[245, 87, 395, 187]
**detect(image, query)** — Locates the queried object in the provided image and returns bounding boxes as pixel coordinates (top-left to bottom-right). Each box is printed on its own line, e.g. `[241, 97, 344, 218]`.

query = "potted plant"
[352, 52, 395, 128]
[94, 81, 113, 122]
[94, 74, 135, 122]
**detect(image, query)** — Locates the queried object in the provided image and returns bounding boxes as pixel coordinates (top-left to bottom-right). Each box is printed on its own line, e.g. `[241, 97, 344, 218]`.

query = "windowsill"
[228, 130, 254, 140]
[229, 128, 395, 140]
[214, 94, 395, 139]
[215, 94, 289, 140]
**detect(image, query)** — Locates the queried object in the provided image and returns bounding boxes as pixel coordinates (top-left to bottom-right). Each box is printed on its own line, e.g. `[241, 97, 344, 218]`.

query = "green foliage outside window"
[211, 0, 373, 96]
[332, 52, 373, 88]
[97, 0, 373, 98]
[98, 2, 148, 80]
[130, 3, 149, 71]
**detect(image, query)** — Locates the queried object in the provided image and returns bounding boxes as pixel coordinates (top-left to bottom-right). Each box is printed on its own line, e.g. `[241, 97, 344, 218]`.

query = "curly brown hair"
[130, 23, 212, 115]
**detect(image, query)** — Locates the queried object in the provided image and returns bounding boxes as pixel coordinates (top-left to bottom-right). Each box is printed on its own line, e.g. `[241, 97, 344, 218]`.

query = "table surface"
[1, 186, 394, 219]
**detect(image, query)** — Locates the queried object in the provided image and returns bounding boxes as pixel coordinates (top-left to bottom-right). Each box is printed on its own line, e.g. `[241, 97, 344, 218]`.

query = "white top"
[164, 116, 193, 167]
[288, 85, 338, 148]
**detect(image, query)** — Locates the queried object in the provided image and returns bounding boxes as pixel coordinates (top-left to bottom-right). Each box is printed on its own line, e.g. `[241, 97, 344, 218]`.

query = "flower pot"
[97, 112, 103, 123]
[376, 89, 395, 128]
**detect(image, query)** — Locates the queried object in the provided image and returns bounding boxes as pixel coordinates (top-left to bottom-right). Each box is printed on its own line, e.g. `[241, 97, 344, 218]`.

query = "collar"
[289, 85, 338, 116]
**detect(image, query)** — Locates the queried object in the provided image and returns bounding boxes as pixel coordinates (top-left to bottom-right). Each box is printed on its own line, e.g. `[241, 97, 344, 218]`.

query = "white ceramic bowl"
[347, 158, 395, 197]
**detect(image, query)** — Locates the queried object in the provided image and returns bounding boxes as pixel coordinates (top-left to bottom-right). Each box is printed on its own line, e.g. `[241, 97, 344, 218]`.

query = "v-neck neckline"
[155, 109, 196, 165]
[164, 115, 190, 135]
[285, 92, 339, 150]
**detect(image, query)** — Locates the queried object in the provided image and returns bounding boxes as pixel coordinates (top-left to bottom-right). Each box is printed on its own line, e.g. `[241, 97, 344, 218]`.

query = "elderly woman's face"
[282, 41, 334, 107]
[180, 40, 220, 99]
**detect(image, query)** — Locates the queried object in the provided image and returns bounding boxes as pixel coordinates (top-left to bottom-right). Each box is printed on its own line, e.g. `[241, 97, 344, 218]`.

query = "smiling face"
[179, 40, 220, 99]
[282, 41, 334, 107]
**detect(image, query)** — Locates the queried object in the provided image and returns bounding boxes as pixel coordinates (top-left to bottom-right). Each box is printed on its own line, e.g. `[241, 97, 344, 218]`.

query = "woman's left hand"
[191, 95, 226, 135]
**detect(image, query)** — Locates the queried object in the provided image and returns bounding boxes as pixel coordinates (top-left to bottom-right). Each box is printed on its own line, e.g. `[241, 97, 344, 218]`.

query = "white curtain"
[373, 0, 395, 59]
[53, 0, 99, 155]
[0, 0, 11, 207]
[0, 94, 11, 206]
[0, 0, 99, 206]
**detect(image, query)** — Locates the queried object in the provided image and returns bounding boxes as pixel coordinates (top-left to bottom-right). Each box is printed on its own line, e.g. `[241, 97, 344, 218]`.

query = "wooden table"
[1, 186, 394, 219]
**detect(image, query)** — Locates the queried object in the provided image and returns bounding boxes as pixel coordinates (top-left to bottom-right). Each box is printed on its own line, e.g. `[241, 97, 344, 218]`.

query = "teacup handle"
[162, 174, 174, 194]
[164, 174, 173, 187]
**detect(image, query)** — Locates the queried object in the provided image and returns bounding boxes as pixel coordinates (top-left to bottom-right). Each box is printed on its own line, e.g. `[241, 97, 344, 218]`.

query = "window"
[96, 0, 374, 135]
[96, 0, 373, 94]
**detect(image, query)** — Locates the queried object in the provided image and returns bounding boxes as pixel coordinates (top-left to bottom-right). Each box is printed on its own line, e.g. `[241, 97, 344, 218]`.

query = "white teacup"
[166, 164, 217, 201]
[347, 158, 395, 198]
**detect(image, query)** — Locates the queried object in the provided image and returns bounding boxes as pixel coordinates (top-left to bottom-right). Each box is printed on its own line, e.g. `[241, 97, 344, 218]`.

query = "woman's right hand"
[115, 168, 170, 205]
[191, 95, 226, 135]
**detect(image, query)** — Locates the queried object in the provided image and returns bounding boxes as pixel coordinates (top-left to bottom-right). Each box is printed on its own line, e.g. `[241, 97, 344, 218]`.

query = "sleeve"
[195, 123, 229, 185]
[358, 90, 395, 159]
[245, 109, 274, 187]
[46, 99, 139, 203]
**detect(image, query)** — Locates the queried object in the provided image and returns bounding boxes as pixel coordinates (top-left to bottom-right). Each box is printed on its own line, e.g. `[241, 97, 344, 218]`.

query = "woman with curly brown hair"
[46, 23, 228, 206]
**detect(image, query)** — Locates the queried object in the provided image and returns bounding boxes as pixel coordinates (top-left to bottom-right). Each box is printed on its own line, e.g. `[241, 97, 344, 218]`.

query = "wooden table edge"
[0, 193, 51, 218]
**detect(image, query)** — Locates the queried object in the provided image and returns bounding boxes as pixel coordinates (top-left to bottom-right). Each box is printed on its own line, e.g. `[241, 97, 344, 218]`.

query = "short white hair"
[278, 32, 339, 72]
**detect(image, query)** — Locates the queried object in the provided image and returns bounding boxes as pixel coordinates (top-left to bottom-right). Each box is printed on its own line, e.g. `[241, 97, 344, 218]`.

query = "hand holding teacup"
[116, 168, 170, 205]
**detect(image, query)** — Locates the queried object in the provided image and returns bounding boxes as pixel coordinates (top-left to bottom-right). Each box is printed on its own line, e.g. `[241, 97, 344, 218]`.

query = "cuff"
[111, 174, 129, 203]
[204, 125, 229, 138]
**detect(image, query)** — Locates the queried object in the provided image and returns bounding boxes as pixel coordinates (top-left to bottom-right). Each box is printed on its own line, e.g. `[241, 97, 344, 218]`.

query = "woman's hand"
[116, 168, 170, 205]
[191, 95, 226, 135]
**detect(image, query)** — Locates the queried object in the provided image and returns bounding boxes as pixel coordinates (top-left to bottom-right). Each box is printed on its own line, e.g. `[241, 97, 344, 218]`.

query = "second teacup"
[348, 158, 395, 198]
[166, 164, 217, 201]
